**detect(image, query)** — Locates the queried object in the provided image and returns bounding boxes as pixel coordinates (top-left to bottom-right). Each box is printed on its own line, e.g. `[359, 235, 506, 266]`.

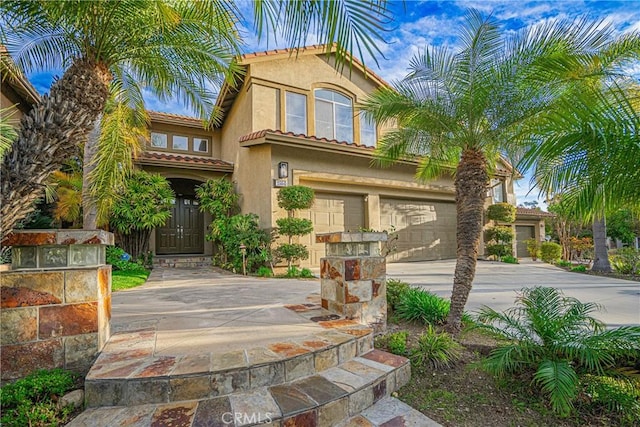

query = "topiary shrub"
[540, 242, 562, 263]
[275, 186, 315, 269]
[487, 202, 516, 223]
[485, 226, 514, 261]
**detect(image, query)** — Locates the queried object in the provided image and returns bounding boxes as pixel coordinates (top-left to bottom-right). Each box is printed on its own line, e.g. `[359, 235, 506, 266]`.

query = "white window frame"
[285, 92, 307, 135]
[172, 135, 189, 151]
[193, 137, 209, 153]
[314, 89, 353, 143]
[150, 132, 167, 148]
[359, 112, 376, 147]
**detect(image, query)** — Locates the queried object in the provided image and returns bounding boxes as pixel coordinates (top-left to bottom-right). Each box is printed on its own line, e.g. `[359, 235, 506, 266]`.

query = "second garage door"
[299, 193, 365, 267]
[381, 198, 457, 262]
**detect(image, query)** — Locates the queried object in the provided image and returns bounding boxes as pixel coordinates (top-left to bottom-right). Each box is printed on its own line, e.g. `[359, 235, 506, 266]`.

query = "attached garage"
[380, 198, 457, 262]
[299, 193, 365, 267]
[516, 225, 536, 258]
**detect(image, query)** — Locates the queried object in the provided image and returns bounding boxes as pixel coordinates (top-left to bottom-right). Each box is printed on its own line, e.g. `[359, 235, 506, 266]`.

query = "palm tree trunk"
[1, 58, 111, 240]
[82, 118, 102, 229]
[591, 216, 612, 272]
[445, 148, 489, 334]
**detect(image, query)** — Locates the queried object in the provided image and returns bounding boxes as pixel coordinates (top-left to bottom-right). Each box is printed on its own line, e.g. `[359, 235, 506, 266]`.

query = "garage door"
[516, 226, 535, 258]
[380, 198, 456, 262]
[299, 193, 365, 267]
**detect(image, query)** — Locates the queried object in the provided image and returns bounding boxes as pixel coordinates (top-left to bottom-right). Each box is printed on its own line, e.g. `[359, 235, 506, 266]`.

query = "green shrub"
[106, 246, 148, 273]
[274, 243, 309, 266]
[395, 288, 450, 325]
[501, 255, 518, 264]
[387, 279, 411, 311]
[571, 264, 587, 272]
[276, 217, 313, 236]
[110, 171, 174, 259]
[376, 331, 409, 356]
[0, 369, 76, 427]
[276, 186, 315, 211]
[474, 286, 640, 417]
[610, 248, 640, 275]
[299, 268, 314, 278]
[556, 259, 572, 268]
[487, 202, 516, 223]
[410, 325, 463, 370]
[540, 242, 562, 263]
[579, 375, 640, 425]
[256, 266, 273, 277]
[485, 226, 514, 260]
[524, 238, 541, 260]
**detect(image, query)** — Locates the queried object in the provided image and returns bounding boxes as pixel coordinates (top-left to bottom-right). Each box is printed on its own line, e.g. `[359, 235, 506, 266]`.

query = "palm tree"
[360, 10, 634, 333]
[0, 0, 391, 237]
[521, 82, 640, 273]
[475, 286, 640, 416]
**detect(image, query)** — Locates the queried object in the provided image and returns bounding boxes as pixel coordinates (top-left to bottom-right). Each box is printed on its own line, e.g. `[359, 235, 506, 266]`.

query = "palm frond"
[534, 359, 579, 417]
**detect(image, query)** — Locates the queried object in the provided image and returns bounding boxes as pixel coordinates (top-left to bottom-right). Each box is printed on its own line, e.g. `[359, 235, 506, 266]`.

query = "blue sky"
[24, 0, 640, 208]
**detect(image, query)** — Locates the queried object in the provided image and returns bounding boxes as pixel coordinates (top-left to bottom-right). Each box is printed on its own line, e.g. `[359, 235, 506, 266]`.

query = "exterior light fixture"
[278, 162, 289, 179]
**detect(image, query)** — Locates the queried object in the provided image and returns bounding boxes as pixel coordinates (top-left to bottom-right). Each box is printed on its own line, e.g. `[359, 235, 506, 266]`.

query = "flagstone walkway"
[69, 267, 441, 426]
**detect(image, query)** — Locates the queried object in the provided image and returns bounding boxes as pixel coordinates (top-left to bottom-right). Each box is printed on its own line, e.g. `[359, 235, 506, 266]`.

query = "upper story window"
[360, 112, 376, 147]
[148, 132, 210, 154]
[151, 132, 167, 148]
[285, 92, 307, 135]
[314, 89, 353, 143]
[492, 180, 505, 203]
[194, 138, 209, 153]
[172, 135, 188, 151]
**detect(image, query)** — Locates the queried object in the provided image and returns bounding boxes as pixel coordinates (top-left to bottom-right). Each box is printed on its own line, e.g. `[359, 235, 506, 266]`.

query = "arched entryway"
[156, 178, 205, 255]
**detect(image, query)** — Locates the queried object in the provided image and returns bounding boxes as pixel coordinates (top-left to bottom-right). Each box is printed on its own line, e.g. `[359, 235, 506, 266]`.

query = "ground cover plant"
[0, 369, 78, 427]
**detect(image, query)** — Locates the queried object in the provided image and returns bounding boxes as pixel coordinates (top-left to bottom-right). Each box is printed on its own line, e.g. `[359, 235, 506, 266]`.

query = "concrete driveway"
[386, 259, 640, 327]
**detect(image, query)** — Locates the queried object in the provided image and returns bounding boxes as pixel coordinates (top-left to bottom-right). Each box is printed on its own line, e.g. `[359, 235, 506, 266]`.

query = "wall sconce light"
[278, 162, 289, 179]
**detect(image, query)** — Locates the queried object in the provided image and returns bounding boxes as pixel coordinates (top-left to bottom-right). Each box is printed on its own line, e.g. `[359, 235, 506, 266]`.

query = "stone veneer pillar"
[0, 230, 113, 381]
[317, 232, 387, 333]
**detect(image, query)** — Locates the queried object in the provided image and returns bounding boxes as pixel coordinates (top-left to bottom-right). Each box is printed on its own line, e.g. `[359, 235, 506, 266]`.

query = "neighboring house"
[513, 207, 555, 258]
[2, 45, 540, 267]
[1, 45, 40, 126]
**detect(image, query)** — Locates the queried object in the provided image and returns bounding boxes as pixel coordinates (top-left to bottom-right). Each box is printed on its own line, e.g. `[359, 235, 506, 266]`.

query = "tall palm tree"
[360, 10, 634, 332]
[0, 0, 391, 237]
[521, 82, 640, 272]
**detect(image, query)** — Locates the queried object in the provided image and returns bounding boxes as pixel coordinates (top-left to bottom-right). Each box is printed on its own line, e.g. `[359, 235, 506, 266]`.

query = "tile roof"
[516, 207, 555, 218]
[238, 129, 376, 151]
[147, 111, 207, 128]
[137, 152, 233, 171]
[240, 44, 390, 88]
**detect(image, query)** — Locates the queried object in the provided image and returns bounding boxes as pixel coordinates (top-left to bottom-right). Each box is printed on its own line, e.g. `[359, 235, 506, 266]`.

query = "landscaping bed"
[382, 323, 630, 427]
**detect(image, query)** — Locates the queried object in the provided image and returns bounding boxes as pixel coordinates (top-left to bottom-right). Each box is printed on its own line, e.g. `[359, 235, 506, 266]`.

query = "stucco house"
[2, 45, 547, 266]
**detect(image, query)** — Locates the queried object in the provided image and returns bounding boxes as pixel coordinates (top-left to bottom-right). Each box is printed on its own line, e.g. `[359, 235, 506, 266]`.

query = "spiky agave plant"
[474, 286, 640, 416]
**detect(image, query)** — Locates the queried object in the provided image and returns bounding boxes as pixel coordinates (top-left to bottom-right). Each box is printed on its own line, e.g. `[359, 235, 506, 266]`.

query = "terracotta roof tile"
[240, 44, 390, 88]
[138, 152, 233, 169]
[516, 207, 555, 217]
[147, 111, 205, 127]
[238, 129, 375, 151]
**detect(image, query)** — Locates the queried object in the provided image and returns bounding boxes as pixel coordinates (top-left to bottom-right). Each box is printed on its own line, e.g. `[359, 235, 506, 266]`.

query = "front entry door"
[156, 196, 204, 254]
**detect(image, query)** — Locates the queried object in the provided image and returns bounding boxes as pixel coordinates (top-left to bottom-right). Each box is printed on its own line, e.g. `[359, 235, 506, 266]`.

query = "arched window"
[314, 89, 353, 143]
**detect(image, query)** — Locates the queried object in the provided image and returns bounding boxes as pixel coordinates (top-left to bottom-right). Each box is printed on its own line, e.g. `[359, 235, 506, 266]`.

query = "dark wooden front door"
[156, 196, 204, 254]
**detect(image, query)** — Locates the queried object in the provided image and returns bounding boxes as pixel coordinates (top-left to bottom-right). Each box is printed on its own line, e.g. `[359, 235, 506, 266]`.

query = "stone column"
[1, 230, 113, 381]
[317, 232, 387, 333]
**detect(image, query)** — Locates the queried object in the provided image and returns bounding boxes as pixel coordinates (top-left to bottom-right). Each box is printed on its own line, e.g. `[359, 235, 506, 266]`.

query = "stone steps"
[71, 350, 412, 427]
[339, 396, 443, 426]
[84, 314, 375, 407]
[153, 256, 213, 268]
